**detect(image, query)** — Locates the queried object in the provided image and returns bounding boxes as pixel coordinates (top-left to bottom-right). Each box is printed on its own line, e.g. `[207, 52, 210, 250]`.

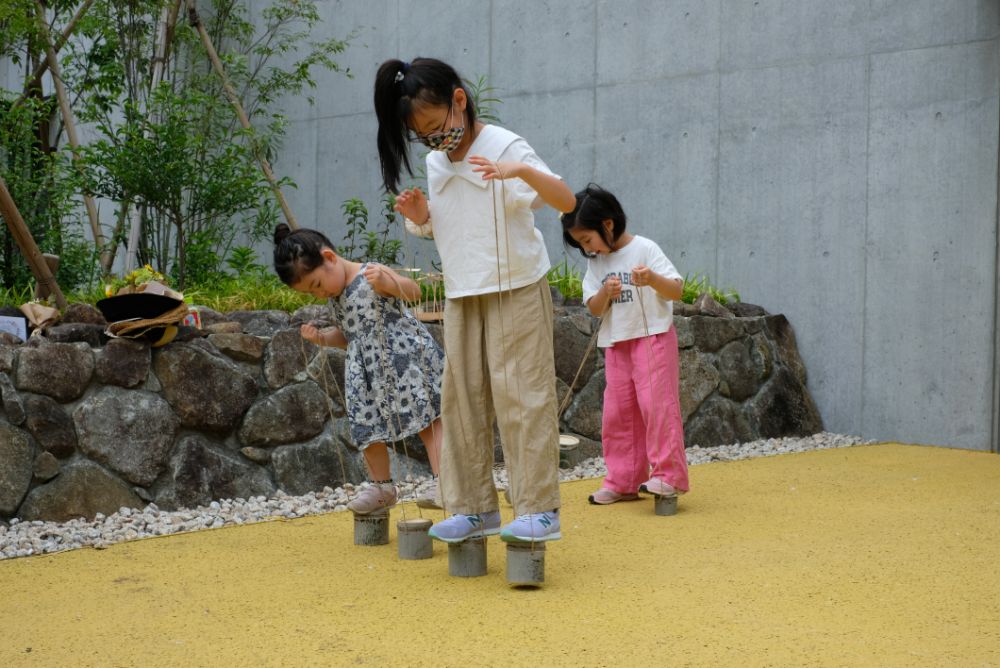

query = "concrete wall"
[254, 1, 999, 450]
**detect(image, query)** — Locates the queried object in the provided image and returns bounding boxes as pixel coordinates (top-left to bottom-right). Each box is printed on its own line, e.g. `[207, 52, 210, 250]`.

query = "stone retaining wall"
[0, 293, 821, 522]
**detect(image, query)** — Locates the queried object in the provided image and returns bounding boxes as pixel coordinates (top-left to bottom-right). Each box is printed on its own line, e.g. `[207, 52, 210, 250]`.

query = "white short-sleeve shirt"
[426, 125, 558, 298]
[581, 235, 682, 348]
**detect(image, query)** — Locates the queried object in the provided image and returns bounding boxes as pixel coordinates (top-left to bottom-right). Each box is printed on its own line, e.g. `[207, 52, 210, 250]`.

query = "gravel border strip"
[0, 432, 874, 560]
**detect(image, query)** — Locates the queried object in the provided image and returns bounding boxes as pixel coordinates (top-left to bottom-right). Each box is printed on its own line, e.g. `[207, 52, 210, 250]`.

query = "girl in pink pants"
[561, 184, 690, 503]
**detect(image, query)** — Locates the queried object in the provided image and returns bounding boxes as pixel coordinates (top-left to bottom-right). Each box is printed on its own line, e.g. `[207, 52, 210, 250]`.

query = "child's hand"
[300, 322, 323, 345]
[394, 187, 429, 224]
[604, 274, 622, 301]
[363, 262, 395, 295]
[631, 265, 654, 287]
[469, 156, 522, 180]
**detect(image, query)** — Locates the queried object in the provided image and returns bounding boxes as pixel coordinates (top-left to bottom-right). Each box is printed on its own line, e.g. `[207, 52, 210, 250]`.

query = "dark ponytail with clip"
[374, 57, 477, 193]
[272, 224, 335, 286]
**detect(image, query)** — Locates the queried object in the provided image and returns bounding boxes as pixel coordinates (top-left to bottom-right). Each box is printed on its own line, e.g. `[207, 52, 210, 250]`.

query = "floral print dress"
[328, 265, 444, 449]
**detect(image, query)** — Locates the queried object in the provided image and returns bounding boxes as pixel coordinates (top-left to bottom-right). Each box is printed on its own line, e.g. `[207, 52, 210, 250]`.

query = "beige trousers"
[439, 277, 561, 516]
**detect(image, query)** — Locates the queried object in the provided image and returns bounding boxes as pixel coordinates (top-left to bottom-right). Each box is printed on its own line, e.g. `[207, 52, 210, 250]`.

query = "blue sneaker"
[500, 511, 561, 542]
[428, 511, 501, 543]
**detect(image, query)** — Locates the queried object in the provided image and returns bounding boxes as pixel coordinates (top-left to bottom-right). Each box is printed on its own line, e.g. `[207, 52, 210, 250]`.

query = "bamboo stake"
[33, 1, 109, 268]
[0, 175, 67, 309]
[11, 0, 96, 111]
[123, 0, 183, 274]
[185, 0, 299, 229]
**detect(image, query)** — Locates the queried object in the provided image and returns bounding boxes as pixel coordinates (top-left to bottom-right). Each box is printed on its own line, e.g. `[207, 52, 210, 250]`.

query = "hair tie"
[394, 61, 411, 84]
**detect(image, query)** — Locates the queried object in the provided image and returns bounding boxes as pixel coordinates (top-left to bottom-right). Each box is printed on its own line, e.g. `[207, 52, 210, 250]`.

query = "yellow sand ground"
[1, 443, 998, 667]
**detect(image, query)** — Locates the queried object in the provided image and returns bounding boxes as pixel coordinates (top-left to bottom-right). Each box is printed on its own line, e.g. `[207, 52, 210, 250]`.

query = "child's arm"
[632, 265, 683, 301]
[364, 263, 421, 302]
[587, 274, 622, 317]
[468, 157, 576, 213]
[394, 187, 430, 226]
[301, 323, 348, 349]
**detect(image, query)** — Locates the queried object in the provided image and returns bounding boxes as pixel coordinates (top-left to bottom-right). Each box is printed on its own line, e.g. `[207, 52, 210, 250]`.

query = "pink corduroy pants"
[600, 327, 690, 494]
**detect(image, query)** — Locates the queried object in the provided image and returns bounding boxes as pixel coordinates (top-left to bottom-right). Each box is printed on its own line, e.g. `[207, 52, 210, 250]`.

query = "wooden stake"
[11, 0, 96, 111]
[34, 1, 108, 268]
[0, 175, 67, 309]
[185, 0, 299, 230]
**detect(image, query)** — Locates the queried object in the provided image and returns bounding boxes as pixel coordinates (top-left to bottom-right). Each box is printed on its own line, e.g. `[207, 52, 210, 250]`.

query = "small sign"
[182, 308, 201, 329]
[0, 315, 27, 341]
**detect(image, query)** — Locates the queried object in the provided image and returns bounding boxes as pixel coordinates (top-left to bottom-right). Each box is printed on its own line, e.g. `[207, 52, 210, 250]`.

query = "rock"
[552, 314, 597, 390]
[304, 348, 347, 415]
[673, 316, 694, 348]
[225, 310, 290, 337]
[193, 306, 226, 327]
[0, 420, 33, 515]
[0, 371, 25, 425]
[205, 321, 242, 334]
[765, 315, 807, 385]
[33, 451, 60, 482]
[272, 428, 365, 495]
[0, 332, 23, 347]
[678, 349, 720, 421]
[18, 461, 143, 522]
[746, 366, 823, 439]
[155, 435, 275, 510]
[240, 447, 272, 464]
[0, 342, 15, 372]
[14, 340, 94, 402]
[22, 393, 77, 458]
[567, 310, 598, 337]
[688, 316, 745, 353]
[95, 338, 150, 388]
[749, 333, 774, 382]
[172, 325, 204, 343]
[694, 293, 734, 318]
[684, 395, 754, 448]
[74, 386, 179, 486]
[45, 323, 107, 347]
[717, 338, 759, 402]
[673, 301, 700, 317]
[289, 304, 333, 327]
[238, 381, 330, 447]
[61, 303, 106, 325]
[726, 301, 768, 318]
[154, 341, 258, 433]
[208, 333, 266, 363]
[562, 369, 606, 441]
[555, 376, 572, 416]
[263, 329, 316, 389]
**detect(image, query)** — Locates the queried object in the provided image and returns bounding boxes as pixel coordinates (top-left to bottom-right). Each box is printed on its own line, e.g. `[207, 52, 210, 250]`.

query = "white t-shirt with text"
[581, 235, 682, 348]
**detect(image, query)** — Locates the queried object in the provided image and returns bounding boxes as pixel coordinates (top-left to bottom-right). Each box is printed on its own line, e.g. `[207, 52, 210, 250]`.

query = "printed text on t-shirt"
[604, 271, 635, 304]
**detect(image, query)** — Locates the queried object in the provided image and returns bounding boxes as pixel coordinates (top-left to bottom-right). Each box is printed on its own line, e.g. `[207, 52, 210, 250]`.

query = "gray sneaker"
[428, 511, 501, 543]
[347, 483, 397, 515]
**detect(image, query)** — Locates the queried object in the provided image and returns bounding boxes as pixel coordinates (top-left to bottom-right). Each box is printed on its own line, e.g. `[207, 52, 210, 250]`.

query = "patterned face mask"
[417, 104, 465, 153]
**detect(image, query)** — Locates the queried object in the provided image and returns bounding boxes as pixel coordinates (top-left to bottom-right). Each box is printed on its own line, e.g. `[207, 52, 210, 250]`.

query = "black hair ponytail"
[272, 224, 335, 285]
[373, 57, 477, 193]
[560, 184, 628, 258]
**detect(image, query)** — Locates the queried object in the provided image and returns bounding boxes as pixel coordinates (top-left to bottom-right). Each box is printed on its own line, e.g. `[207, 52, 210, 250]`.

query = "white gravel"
[0, 432, 873, 561]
